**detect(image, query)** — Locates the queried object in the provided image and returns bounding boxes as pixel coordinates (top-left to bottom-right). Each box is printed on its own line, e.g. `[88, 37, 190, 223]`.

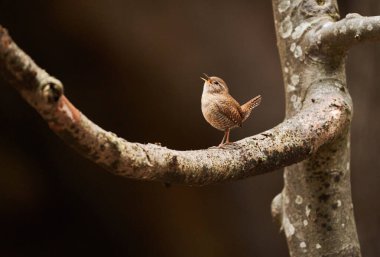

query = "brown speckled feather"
[202, 93, 243, 131]
[215, 95, 243, 128]
[241, 95, 262, 122]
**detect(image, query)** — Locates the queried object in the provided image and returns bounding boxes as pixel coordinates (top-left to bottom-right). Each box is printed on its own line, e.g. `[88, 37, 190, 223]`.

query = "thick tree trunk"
[271, 0, 361, 256]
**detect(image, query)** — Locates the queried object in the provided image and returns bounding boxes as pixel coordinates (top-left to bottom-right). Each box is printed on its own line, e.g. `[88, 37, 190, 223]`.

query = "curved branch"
[0, 25, 352, 185]
[316, 14, 380, 51]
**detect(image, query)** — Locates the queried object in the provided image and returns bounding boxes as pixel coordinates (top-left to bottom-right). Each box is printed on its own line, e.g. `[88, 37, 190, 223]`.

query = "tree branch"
[316, 14, 380, 51]
[0, 24, 351, 186]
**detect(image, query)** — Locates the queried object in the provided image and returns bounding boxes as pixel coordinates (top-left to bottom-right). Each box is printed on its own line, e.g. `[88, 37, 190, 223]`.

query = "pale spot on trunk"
[305, 205, 311, 217]
[290, 42, 296, 52]
[283, 217, 295, 238]
[294, 46, 302, 58]
[278, 0, 290, 13]
[291, 74, 300, 86]
[280, 16, 293, 39]
[295, 195, 303, 204]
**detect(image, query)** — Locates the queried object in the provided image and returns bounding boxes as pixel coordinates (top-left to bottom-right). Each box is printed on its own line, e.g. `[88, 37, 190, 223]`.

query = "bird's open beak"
[200, 73, 210, 83]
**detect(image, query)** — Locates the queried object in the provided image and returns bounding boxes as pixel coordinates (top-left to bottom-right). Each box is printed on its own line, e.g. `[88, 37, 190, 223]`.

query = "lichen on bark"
[271, 0, 367, 256]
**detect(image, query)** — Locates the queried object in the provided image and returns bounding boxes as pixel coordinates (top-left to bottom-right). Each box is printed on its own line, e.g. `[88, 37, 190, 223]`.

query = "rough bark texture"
[0, 0, 378, 256]
[270, 0, 374, 256]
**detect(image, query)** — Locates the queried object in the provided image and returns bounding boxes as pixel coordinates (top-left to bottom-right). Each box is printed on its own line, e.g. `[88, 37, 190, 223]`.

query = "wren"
[201, 74, 261, 146]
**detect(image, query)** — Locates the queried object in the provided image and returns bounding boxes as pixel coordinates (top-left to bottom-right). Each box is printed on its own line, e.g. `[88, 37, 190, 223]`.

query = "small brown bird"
[201, 74, 261, 146]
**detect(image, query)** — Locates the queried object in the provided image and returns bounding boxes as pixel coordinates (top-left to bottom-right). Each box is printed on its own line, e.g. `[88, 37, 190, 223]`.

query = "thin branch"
[316, 14, 380, 51]
[0, 25, 351, 185]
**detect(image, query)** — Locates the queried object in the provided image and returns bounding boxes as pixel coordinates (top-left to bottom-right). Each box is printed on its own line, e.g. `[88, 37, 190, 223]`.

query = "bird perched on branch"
[201, 74, 261, 146]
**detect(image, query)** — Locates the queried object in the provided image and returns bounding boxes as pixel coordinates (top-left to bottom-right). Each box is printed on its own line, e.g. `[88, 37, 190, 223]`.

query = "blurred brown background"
[0, 1, 379, 256]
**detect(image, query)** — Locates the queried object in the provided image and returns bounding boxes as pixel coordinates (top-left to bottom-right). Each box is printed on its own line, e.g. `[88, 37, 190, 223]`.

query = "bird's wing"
[240, 95, 262, 122]
[216, 97, 244, 128]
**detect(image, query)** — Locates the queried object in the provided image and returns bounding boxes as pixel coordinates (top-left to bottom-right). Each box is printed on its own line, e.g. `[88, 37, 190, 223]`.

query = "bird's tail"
[241, 95, 262, 122]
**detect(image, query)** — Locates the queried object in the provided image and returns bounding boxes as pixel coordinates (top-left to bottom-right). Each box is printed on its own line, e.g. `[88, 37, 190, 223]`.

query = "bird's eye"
[213, 81, 219, 85]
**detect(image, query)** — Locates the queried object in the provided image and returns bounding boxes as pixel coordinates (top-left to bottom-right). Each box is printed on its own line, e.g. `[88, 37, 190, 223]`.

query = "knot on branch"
[39, 76, 64, 104]
[299, 0, 339, 20]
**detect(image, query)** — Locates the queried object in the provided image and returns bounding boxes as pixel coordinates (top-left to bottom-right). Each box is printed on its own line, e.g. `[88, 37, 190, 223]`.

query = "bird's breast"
[201, 93, 238, 131]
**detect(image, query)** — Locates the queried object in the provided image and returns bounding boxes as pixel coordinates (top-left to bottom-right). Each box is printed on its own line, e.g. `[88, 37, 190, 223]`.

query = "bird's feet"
[218, 142, 230, 147]
[207, 143, 232, 149]
[209, 142, 239, 150]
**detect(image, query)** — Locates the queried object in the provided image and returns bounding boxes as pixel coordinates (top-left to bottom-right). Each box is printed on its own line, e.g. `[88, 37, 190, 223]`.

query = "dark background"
[0, 1, 379, 256]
